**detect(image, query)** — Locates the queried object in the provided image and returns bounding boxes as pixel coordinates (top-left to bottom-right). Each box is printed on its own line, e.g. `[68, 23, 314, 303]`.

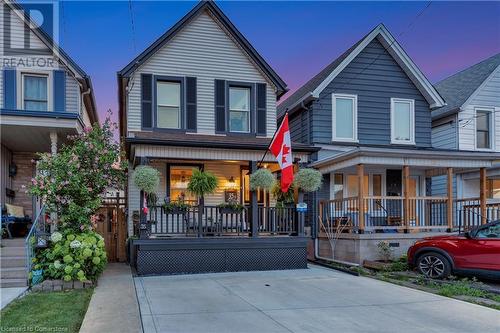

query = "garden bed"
[0, 289, 93, 332]
[31, 279, 95, 292]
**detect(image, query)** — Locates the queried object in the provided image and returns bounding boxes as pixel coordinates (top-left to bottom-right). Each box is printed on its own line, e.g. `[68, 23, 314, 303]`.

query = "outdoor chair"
[1, 204, 31, 238]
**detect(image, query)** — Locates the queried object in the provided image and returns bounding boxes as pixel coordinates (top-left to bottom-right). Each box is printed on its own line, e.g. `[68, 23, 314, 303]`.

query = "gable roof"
[432, 53, 500, 120]
[278, 24, 445, 117]
[117, 0, 287, 97]
[6, 0, 98, 123]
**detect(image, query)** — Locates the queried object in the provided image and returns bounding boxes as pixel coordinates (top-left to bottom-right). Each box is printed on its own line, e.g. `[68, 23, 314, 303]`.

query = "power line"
[128, 0, 137, 53]
[333, 1, 433, 92]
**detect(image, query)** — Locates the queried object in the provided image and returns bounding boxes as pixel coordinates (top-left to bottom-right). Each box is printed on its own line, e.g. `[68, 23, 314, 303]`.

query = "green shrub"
[293, 168, 322, 192]
[133, 166, 160, 194]
[34, 230, 107, 282]
[272, 181, 295, 207]
[187, 169, 218, 197]
[162, 200, 191, 213]
[249, 168, 275, 191]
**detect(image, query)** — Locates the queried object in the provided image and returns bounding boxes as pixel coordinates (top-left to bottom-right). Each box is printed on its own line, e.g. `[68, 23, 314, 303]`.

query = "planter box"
[219, 208, 243, 214]
[165, 208, 189, 214]
[363, 260, 392, 271]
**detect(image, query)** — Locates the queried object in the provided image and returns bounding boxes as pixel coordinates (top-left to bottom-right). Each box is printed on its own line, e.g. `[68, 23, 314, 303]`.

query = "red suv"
[407, 220, 500, 279]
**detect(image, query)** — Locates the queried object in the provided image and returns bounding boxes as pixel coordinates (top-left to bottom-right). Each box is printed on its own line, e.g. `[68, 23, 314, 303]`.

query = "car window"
[475, 224, 500, 239]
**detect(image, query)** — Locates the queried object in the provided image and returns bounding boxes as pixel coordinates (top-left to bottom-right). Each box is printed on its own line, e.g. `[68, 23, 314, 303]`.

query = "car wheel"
[416, 252, 451, 279]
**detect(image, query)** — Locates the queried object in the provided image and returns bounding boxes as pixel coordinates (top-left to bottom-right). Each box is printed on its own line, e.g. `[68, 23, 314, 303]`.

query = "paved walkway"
[80, 263, 142, 333]
[135, 265, 500, 333]
[0, 287, 27, 310]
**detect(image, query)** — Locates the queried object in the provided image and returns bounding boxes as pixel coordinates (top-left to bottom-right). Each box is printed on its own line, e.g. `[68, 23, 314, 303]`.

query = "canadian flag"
[269, 113, 294, 192]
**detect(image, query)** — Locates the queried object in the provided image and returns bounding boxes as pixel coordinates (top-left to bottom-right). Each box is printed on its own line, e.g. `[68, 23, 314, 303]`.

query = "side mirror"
[464, 231, 472, 239]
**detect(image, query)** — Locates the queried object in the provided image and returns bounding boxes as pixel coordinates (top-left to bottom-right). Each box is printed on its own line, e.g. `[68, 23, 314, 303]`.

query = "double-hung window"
[229, 86, 251, 133]
[332, 94, 357, 142]
[23, 74, 48, 111]
[156, 81, 181, 129]
[391, 98, 415, 145]
[476, 109, 492, 149]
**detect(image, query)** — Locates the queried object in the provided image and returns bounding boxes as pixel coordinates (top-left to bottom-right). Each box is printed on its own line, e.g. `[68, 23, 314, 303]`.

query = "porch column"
[403, 165, 410, 233]
[447, 168, 453, 232]
[49, 132, 58, 232]
[480, 167, 487, 224]
[357, 164, 365, 233]
[249, 161, 259, 237]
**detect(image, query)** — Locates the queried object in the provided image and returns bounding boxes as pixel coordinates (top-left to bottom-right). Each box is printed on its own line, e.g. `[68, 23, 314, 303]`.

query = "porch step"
[1, 238, 26, 247]
[0, 246, 26, 257]
[1, 267, 26, 279]
[0, 278, 28, 288]
[1, 256, 26, 268]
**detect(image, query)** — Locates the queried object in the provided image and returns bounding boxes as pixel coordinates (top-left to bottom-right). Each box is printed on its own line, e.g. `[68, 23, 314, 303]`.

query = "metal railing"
[146, 204, 299, 237]
[25, 206, 48, 277]
[454, 198, 500, 231]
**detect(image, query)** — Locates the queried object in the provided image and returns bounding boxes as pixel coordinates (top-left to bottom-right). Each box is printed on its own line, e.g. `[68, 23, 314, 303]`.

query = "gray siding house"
[431, 54, 500, 209]
[118, 1, 315, 275]
[278, 24, 496, 264]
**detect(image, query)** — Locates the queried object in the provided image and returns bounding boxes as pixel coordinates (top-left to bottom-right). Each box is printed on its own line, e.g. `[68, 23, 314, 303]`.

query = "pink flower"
[84, 126, 92, 133]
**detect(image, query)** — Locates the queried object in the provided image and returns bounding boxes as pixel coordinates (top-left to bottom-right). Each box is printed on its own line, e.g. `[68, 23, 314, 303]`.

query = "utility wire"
[128, 0, 137, 53]
[331, 1, 433, 92]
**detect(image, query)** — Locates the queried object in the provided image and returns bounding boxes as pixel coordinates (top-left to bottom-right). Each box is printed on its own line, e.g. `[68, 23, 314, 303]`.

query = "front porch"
[126, 136, 315, 275]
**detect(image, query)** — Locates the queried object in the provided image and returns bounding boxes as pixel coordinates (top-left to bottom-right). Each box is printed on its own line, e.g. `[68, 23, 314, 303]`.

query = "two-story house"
[0, 0, 97, 228]
[118, 1, 315, 275]
[278, 24, 496, 264]
[0, 0, 97, 288]
[432, 53, 500, 208]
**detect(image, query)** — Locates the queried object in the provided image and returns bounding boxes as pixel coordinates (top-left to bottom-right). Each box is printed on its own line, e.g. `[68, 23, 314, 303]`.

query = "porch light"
[226, 176, 237, 189]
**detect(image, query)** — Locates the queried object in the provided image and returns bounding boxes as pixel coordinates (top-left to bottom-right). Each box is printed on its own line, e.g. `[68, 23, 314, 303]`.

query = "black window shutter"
[141, 74, 153, 128]
[186, 77, 197, 131]
[256, 83, 267, 135]
[215, 79, 226, 132]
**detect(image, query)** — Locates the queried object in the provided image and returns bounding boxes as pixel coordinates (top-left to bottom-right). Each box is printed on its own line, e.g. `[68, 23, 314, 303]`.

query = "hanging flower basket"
[249, 168, 275, 191]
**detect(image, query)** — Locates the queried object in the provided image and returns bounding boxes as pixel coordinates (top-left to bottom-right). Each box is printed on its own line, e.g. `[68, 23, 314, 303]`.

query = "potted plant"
[163, 200, 191, 214]
[187, 169, 218, 208]
[249, 168, 275, 191]
[293, 168, 322, 193]
[133, 165, 160, 195]
[217, 202, 244, 214]
[272, 181, 295, 208]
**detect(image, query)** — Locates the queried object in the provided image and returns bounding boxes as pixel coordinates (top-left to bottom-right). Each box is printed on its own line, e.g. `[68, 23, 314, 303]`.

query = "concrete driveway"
[135, 265, 500, 333]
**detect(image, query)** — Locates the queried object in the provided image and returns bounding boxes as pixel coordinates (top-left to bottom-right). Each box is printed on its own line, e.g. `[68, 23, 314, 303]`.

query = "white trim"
[462, 65, 500, 109]
[17, 70, 53, 111]
[474, 106, 495, 151]
[332, 93, 358, 142]
[390, 98, 415, 145]
[310, 24, 445, 108]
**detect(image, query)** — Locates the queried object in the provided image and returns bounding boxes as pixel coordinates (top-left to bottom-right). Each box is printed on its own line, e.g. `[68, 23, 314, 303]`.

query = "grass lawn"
[0, 289, 93, 333]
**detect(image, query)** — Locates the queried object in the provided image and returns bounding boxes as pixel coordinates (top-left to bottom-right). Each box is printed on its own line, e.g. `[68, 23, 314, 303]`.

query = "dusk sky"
[55, 1, 500, 123]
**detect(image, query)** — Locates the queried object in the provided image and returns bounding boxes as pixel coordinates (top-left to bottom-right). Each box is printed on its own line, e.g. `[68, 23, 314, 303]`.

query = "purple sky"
[56, 1, 500, 123]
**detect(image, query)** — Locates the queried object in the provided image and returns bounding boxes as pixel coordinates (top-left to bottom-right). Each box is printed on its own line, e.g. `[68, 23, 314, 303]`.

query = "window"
[487, 179, 500, 199]
[157, 81, 181, 129]
[346, 175, 369, 197]
[476, 109, 492, 149]
[229, 86, 251, 133]
[391, 98, 415, 144]
[475, 222, 500, 239]
[168, 166, 198, 204]
[332, 94, 357, 141]
[373, 175, 382, 196]
[23, 74, 48, 111]
[332, 173, 344, 199]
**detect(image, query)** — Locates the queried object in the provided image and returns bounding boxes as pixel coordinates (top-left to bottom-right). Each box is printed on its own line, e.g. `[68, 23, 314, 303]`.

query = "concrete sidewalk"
[0, 287, 27, 310]
[136, 265, 500, 333]
[80, 263, 142, 333]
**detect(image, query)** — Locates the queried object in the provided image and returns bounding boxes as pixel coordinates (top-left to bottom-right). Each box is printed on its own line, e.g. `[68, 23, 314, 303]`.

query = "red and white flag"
[269, 113, 293, 192]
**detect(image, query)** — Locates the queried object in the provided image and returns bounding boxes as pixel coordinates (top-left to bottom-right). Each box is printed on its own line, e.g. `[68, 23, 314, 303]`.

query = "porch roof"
[310, 146, 498, 173]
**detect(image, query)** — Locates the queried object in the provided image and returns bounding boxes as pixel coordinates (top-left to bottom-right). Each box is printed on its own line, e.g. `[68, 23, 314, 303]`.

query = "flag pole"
[258, 111, 288, 168]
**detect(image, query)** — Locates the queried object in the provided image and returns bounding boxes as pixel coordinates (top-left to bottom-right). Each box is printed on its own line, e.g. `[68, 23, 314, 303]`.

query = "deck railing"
[319, 196, 450, 233]
[145, 204, 299, 237]
[454, 198, 500, 230]
[25, 206, 48, 278]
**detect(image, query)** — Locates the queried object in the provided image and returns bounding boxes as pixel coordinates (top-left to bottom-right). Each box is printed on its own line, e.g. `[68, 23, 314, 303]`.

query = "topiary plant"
[133, 166, 160, 194]
[294, 168, 323, 192]
[249, 168, 275, 191]
[187, 169, 218, 198]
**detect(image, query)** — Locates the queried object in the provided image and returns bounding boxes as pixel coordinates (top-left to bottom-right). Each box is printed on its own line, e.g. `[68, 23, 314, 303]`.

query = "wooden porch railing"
[319, 196, 449, 233]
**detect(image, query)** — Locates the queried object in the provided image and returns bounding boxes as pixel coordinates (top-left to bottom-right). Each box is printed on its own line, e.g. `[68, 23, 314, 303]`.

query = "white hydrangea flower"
[50, 232, 63, 243]
[70, 240, 82, 249]
[54, 260, 62, 269]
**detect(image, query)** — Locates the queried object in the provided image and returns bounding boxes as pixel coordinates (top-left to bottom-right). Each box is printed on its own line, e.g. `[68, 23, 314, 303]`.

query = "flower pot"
[32, 269, 44, 286]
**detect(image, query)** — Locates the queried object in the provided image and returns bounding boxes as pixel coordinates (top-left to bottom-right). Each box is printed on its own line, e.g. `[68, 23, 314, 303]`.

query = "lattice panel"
[136, 245, 307, 275]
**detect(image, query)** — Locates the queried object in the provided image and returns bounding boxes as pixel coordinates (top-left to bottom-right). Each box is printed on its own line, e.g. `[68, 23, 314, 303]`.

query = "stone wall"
[315, 232, 445, 264]
[11, 152, 36, 217]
